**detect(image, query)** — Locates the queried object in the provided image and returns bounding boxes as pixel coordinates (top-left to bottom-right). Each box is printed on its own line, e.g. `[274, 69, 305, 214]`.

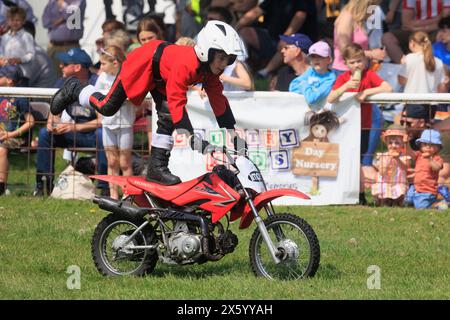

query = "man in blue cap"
[270, 33, 312, 91]
[33, 47, 108, 196]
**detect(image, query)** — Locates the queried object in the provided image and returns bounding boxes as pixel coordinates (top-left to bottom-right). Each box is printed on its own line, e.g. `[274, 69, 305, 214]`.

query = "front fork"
[242, 188, 281, 264]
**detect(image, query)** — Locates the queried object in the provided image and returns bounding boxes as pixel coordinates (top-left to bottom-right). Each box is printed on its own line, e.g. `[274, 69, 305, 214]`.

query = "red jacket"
[119, 40, 233, 128]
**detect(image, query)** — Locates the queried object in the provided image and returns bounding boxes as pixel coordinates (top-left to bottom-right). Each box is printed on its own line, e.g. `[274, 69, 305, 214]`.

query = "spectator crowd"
[1, 0, 450, 210]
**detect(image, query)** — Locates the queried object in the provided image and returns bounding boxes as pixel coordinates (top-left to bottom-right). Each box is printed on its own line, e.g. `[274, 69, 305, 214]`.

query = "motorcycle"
[90, 145, 320, 280]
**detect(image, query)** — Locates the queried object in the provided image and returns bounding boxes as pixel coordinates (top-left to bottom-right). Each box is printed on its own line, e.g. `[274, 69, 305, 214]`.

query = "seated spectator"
[25, 27, 57, 88]
[235, 0, 317, 74]
[371, 124, 410, 206]
[0, 0, 37, 36]
[289, 41, 336, 109]
[404, 129, 445, 209]
[269, 33, 312, 91]
[433, 16, 450, 67]
[327, 43, 393, 205]
[0, 65, 34, 196]
[0, 6, 34, 82]
[382, 0, 450, 64]
[33, 48, 107, 196]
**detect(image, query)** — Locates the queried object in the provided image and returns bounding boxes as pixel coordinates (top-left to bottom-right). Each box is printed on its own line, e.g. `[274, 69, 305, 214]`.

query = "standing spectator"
[33, 48, 107, 196]
[327, 44, 393, 205]
[404, 129, 444, 209]
[235, 0, 318, 74]
[398, 31, 447, 121]
[269, 33, 312, 91]
[136, 15, 166, 45]
[43, 0, 86, 77]
[134, 15, 166, 154]
[289, 41, 336, 109]
[0, 0, 37, 36]
[382, 0, 450, 64]
[96, 46, 135, 199]
[371, 124, 410, 206]
[0, 6, 35, 82]
[0, 65, 34, 196]
[332, 0, 386, 75]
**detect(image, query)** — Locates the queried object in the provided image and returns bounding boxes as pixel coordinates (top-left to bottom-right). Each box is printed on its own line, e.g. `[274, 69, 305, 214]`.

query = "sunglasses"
[400, 119, 414, 127]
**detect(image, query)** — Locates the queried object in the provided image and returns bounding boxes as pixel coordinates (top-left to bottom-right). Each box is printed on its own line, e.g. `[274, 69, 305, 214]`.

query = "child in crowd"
[96, 46, 135, 199]
[0, 65, 34, 196]
[405, 129, 444, 209]
[327, 43, 392, 204]
[0, 6, 34, 82]
[433, 16, 450, 67]
[398, 31, 447, 122]
[371, 124, 410, 206]
[290, 41, 336, 109]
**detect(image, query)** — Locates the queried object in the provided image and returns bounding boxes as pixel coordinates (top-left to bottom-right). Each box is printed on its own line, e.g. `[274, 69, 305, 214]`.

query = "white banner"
[154, 91, 361, 205]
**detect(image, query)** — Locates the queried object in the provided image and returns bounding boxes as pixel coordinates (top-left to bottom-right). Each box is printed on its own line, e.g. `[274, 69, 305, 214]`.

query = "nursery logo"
[367, 265, 381, 290]
[66, 265, 81, 290]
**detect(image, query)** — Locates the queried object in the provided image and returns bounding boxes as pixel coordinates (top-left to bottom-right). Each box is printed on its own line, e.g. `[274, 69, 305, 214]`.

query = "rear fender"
[90, 175, 144, 196]
[238, 189, 310, 229]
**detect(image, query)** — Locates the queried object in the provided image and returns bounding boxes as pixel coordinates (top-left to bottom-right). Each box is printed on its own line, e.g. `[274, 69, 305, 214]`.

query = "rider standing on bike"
[50, 20, 246, 186]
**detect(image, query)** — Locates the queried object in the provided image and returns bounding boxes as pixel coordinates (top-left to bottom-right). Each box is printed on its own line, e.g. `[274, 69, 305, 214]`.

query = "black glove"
[232, 134, 248, 156]
[190, 134, 214, 154]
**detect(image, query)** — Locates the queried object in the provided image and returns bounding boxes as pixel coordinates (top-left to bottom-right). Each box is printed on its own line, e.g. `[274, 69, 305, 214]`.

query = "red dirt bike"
[90, 146, 320, 280]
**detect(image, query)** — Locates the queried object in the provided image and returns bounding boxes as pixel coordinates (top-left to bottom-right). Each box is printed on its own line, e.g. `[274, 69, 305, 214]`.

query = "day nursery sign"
[292, 142, 339, 177]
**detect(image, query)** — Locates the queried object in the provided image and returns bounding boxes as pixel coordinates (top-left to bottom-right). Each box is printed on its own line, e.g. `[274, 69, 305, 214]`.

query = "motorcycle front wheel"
[249, 213, 320, 280]
[91, 213, 158, 276]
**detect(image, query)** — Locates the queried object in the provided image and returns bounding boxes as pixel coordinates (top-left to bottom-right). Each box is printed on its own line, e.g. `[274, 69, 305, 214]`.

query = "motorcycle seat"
[127, 176, 205, 201]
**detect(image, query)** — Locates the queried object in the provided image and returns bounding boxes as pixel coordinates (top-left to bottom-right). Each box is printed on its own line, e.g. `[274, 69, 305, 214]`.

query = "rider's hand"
[190, 135, 214, 154]
[232, 133, 248, 156]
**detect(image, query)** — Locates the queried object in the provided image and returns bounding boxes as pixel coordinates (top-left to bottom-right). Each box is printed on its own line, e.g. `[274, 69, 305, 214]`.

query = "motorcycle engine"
[168, 232, 202, 262]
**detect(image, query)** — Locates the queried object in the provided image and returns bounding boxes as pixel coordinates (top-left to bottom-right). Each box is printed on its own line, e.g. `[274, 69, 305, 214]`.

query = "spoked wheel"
[91, 213, 158, 276]
[249, 213, 320, 280]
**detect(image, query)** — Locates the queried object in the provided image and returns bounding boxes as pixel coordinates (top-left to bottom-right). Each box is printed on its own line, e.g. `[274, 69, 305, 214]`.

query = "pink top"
[332, 23, 369, 71]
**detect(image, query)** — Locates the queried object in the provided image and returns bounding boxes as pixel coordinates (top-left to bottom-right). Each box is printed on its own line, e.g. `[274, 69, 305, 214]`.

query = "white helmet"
[194, 20, 244, 63]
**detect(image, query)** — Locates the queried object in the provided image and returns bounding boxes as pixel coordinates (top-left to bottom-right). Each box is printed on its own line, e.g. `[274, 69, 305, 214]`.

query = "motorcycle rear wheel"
[91, 213, 158, 276]
[249, 213, 320, 280]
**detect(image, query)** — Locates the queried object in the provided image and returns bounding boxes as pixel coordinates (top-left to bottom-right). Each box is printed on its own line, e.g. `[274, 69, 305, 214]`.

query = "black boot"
[50, 76, 84, 115]
[146, 147, 181, 185]
[0, 182, 5, 196]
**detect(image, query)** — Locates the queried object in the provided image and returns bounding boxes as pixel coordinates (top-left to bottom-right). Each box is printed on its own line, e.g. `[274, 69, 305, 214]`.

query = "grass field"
[1, 195, 449, 300]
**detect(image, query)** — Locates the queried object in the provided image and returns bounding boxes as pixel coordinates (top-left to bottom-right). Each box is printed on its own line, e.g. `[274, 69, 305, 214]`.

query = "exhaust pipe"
[93, 196, 150, 218]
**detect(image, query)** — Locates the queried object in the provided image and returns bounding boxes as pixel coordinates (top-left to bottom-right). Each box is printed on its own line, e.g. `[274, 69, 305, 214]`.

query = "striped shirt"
[403, 0, 450, 20]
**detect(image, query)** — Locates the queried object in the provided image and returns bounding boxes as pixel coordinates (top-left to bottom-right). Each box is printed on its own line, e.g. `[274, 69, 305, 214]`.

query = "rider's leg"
[146, 90, 181, 185]
[50, 73, 127, 116]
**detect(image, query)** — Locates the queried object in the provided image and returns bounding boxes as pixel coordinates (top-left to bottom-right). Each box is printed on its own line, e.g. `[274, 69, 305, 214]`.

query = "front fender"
[239, 189, 310, 229]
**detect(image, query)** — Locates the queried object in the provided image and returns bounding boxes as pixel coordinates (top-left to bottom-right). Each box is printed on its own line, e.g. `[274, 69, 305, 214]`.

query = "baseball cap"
[0, 64, 24, 82]
[57, 48, 93, 68]
[308, 41, 332, 58]
[279, 33, 312, 53]
[416, 129, 442, 146]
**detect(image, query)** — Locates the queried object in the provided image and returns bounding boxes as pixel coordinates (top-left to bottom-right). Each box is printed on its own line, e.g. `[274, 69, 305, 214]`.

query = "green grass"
[0, 197, 449, 300]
